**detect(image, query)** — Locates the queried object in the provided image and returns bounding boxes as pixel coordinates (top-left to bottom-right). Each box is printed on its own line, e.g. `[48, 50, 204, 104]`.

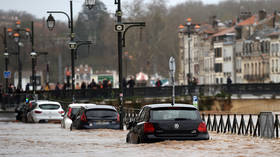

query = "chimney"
[258, 9, 267, 21]
[235, 26, 243, 39]
[209, 16, 217, 28]
[273, 10, 277, 28]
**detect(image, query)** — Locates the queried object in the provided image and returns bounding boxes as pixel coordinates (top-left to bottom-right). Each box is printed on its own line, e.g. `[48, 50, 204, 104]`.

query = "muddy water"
[0, 122, 279, 157]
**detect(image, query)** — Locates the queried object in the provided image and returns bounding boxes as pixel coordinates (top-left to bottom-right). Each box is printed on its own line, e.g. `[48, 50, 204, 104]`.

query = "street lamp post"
[186, 18, 192, 86]
[47, 0, 76, 102]
[2, 27, 9, 93]
[7, 21, 34, 90]
[115, 0, 124, 130]
[114, 0, 145, 129]
[47, 0, 95, 102]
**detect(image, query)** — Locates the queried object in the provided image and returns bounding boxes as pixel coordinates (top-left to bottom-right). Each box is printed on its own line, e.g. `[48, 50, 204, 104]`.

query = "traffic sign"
[68, 41, 77, 49]
[193, 96, 198, 108]
[114, 24, 125, 32]
[4, 71, 11, 78]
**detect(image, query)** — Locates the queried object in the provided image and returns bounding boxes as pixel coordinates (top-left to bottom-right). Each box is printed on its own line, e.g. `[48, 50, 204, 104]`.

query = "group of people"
[123, 77, 136, 89]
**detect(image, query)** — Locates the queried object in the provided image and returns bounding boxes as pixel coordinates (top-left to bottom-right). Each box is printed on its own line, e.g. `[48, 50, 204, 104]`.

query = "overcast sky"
[0, 0, 222, 21]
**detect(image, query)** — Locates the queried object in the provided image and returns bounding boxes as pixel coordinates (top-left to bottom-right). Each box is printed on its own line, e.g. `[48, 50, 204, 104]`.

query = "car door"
[131, 107, 149, 142]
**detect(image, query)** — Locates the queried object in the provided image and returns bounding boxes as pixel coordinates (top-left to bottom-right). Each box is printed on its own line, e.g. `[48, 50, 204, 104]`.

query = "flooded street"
[0, 122, 279, 157]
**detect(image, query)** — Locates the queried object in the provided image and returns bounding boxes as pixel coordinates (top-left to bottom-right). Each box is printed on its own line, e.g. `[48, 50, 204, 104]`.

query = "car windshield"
[150, 108, 200, 121]
[39, 104, 60, 110]
[86, 109, 117, 118]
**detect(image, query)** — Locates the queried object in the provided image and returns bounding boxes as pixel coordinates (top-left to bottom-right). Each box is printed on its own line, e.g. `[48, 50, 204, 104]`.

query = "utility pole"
[116, 0, 124, 130]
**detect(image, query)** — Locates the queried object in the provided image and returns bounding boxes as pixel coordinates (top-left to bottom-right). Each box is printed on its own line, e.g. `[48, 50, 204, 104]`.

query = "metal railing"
[202, 113, 280, 138]
[33, 83, 280, 99]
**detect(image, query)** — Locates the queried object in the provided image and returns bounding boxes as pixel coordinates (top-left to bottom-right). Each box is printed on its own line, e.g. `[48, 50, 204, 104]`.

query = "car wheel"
[126, 135, 130, 143]
[136, 136, 141, 144]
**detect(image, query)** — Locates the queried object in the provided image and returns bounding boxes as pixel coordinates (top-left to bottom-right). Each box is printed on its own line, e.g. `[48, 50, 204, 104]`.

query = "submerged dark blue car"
[71, 105, 120, 130]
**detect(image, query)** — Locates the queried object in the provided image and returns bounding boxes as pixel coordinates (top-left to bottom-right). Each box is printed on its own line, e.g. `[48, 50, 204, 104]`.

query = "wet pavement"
[0, 122, 279, 157]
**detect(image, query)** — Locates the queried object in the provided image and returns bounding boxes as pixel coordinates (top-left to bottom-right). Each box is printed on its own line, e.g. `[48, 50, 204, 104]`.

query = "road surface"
[0, 122, 279, 157]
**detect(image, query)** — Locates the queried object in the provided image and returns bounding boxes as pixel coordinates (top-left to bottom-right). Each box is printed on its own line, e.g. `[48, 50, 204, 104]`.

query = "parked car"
[61, 103, 96, 129]
[26, 100, 64, 123]
[126, 103, 209, 144]
[71, 105, 120, 130]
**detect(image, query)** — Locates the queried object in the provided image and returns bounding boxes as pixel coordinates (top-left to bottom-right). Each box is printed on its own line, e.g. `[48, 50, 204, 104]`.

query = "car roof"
[84, 105, 117, 111]
[69, 103, 96, 108]
[144, 103, 197, 109]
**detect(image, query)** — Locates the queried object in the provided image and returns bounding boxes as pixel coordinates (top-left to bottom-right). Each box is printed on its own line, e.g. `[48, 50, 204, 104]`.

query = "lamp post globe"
[25, 28, 31, 37]
[13, 33, 20, 43]
[4, 52, 9, 58]
[187, 18, 192, 26]
[46, 14, 55, 31]
[7, 28, 13, 37]
[195, 24, 200, 32]
[30, 51, 37, 58]
[85, 0, 95, 9]
[16, 20, 21, 29]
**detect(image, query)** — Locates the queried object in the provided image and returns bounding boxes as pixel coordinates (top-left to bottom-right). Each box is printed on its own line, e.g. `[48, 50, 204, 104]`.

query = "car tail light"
[67, 108, 72, 117]
[58, 111, 64, 114]
[198, 122, 207, 133]
[81, 112, 87, 122]
[34, 110, 42, 114]
[117, 114, 120, 122]
[144, 122, 155, 133]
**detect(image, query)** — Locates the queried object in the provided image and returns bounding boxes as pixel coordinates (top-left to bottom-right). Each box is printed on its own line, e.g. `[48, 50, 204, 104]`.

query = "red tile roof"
[211, 15, 257, 38]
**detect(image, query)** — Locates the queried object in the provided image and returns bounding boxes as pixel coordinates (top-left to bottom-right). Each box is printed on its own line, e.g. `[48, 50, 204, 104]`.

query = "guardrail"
[16, 83, 280, 100]
[202, 113, 280, 138]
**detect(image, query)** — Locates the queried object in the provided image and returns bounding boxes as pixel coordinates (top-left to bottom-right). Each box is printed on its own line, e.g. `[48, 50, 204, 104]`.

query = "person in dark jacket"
[155, 79, 162, 87]
[127, 77, 135, 88]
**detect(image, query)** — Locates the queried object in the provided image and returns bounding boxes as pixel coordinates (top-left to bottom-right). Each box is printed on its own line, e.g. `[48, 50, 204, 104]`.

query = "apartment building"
[178, 10, 280, 85]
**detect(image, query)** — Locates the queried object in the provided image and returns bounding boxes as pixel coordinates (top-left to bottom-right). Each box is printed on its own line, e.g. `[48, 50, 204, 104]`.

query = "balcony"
[244, 74, 269, 81]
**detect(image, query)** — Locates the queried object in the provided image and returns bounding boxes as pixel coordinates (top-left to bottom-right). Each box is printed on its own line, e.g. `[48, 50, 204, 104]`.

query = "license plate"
[95, 121, 109, 125]
[89, 123, 93, 126]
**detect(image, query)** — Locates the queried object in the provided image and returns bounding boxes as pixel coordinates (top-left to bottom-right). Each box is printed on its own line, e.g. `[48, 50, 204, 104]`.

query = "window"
[272, 60, 274, 73]
[39, 104, 60, 110]
[214, 63, 223, 72]
[150, 108, 200, 121]
[276, 59, 279, 73]
[86, 109, 118, 119]
[215, 48, 222, 58]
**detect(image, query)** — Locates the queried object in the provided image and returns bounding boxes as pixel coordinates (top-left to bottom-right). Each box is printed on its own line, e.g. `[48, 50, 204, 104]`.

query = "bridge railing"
[35, 83, 280, 100]
[202, 113, 280, 138]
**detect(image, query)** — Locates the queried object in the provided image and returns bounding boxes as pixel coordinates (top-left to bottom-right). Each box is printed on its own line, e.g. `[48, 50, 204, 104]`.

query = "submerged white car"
[27, 100, 64, 123]
[61, 103, 96, 129]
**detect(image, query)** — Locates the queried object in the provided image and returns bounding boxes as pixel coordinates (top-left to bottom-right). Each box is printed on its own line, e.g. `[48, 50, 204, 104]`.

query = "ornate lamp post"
[7, 20, 34, 90]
